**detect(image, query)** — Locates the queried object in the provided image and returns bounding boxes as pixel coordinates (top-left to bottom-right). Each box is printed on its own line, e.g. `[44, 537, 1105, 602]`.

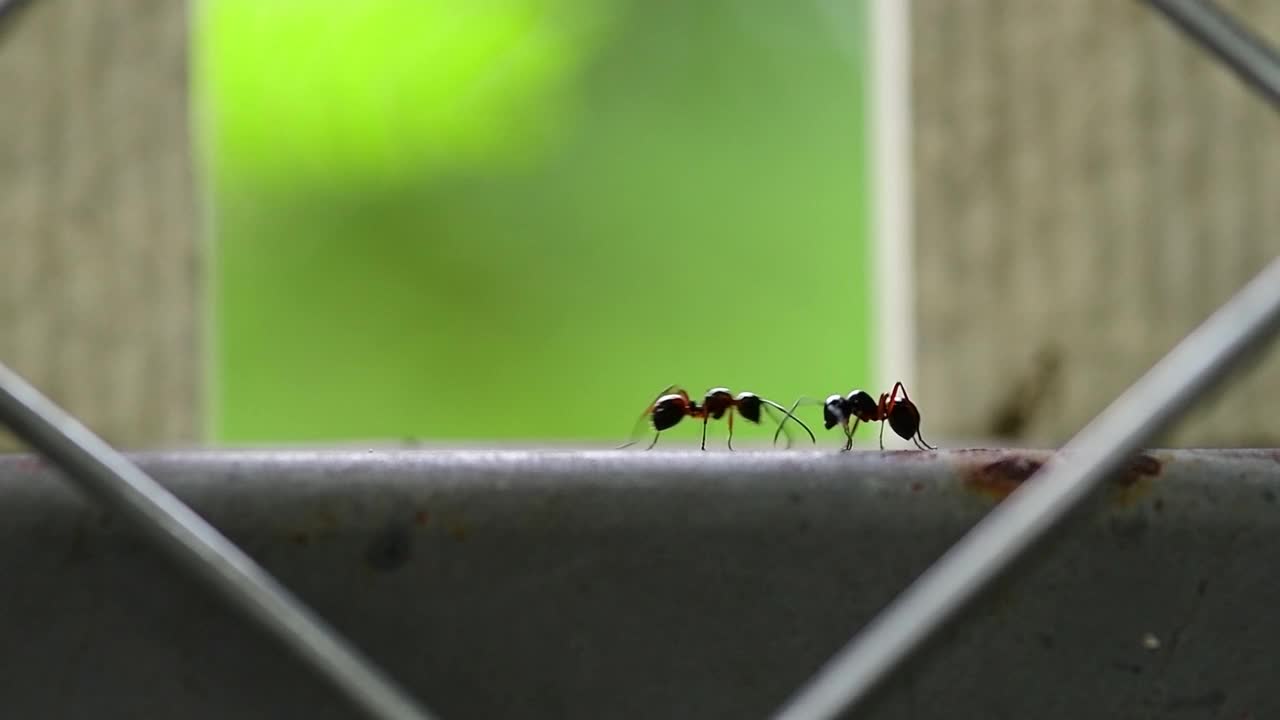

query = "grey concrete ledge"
[0, 448, 1277, 719]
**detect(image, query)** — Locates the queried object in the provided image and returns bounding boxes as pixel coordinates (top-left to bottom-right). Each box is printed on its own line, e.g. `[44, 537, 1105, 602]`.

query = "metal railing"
[0, 366, 439, 720]
[0, 1, 1277, 718]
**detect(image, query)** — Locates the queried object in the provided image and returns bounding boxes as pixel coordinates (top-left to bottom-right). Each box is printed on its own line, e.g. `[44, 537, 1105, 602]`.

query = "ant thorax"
[845, 390, 879, 420]
[702, 388, 735, 418]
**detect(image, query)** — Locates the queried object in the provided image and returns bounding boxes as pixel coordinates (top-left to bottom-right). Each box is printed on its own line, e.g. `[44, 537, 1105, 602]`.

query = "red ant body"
[620, 385, 817, 450]
[777, 381, 936, 451]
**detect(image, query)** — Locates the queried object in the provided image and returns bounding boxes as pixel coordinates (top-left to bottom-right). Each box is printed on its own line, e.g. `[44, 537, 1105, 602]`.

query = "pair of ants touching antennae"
[620, 381, 936, 452]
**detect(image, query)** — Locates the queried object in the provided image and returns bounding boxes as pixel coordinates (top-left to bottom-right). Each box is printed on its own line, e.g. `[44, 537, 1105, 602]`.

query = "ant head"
[845, 390, 878, 420]
[887, 399, 921, 440]
[734, 392, 763, 423]
[822, 394, 846, 430]
[652, 394, 689, 431]
[703, 387, 734, 419]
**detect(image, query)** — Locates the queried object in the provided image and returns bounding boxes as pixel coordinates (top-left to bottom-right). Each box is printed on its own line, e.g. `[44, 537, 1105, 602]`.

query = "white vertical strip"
[869, 0, 914, 393]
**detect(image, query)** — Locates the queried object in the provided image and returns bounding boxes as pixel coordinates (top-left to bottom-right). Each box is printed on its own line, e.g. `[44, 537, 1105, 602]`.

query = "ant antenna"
[759, 396, 817, 449]
[772, 396, 822, 447]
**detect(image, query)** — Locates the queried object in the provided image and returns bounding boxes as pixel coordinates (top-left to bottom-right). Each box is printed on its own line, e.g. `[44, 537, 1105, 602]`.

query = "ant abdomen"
[652, 395, 687, 431]
[887, 400, 921, 441]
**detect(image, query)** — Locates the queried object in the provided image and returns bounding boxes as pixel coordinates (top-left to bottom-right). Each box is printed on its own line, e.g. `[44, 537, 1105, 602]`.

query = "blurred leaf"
[196, 0, 614, 190]
[204, 0, 877, 444]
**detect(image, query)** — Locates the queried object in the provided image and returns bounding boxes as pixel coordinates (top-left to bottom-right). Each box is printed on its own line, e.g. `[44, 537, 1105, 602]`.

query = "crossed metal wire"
[774, 1, 1280, 716]
[0, 1, 1277, 718]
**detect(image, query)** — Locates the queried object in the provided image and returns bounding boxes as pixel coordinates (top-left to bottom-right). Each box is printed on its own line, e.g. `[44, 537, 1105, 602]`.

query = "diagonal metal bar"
[0, 0, 31, 22]
[0, 363, 438, 720]
[0, 0, 34, 39]
[774, 262, 1280, 720]
[1147, 0, 1280, 106]
[772, 1, 1280, 715]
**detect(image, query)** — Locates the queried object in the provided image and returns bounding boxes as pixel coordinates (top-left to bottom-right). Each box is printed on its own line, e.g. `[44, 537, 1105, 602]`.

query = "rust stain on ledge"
[966, 456, 1045, 500]
[963, 452, 1164, 504]
[1109, 453, 1163, 506]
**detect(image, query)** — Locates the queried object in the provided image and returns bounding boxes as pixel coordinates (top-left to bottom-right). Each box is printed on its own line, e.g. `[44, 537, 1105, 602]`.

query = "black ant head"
[735, 392, 763, 424]
[703, 387, 734, 419]
[846, 390, 878, 421]
[822, 394, 846, 430]
[887, 398, 921, 441]
[651, 394, 688, 431]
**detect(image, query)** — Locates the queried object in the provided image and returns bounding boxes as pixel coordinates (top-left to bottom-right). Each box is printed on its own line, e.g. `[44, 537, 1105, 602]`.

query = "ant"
[620, 385, 817, 451]
[775, 381, 937, 451]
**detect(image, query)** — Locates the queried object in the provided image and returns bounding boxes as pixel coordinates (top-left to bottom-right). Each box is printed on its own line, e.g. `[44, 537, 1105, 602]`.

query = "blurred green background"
[196, 0, 873, 446]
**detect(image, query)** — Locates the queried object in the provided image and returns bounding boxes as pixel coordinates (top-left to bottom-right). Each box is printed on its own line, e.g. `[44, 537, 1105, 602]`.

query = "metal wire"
[0, 0, 30, 22]
[774, 262, 1280, 720]
[0, 0, 33, 40]
[1147, 0, 1280, 106]
[0, 363, 439, 720]
[772, 3, 1280, 715]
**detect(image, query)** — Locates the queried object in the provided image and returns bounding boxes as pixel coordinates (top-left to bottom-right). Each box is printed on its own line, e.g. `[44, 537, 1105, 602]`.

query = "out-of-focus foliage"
[199, 0, 874, 445]
[196, 0, 612, 189]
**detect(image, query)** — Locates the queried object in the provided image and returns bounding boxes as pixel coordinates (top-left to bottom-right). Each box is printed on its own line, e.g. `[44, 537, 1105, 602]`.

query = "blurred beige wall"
[913, 0, 1280, 447]
[0, 1, 1276, 451]
[0, 0, 198, 451]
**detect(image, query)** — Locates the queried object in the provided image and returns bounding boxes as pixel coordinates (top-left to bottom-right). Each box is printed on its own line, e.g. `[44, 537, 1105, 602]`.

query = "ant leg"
[914, 430, 938, 451]
[726, 408, 736, 451]
[846, 418, 861, 452]
[878, 391, 894, 420]
[873, 392, 896, 452]
[701, 415, 710, 451]
[883, 382, 920, 424]
[646, 432, 661, 450]
[884, 382, 910, 416]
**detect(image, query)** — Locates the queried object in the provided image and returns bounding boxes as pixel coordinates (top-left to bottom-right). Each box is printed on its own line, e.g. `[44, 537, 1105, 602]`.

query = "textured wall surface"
[0, 0, 198, 451]
[913, 0, 1280, 447]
